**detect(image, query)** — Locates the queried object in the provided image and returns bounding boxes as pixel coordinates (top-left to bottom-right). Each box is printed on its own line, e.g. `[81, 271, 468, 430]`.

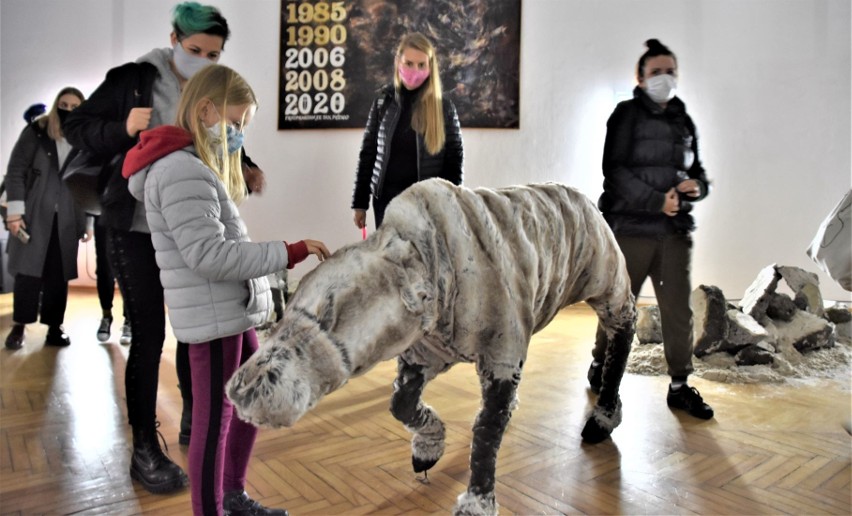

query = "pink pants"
[188, 329, 259, 516]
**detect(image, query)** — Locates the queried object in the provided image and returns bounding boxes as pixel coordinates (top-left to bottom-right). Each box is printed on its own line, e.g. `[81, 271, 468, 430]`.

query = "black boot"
[130, 423, 188, 494]
[5, 324, 25, 350]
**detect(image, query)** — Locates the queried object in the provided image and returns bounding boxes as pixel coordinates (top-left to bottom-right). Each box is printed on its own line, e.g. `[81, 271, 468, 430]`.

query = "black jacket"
[598, 86, 710, 237]
[352, 85, 464, 210]
[64, 62, 157, 230]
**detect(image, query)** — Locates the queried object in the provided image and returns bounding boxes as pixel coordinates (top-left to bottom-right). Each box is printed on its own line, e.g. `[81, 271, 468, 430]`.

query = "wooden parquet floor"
[1, 288, 850, 515]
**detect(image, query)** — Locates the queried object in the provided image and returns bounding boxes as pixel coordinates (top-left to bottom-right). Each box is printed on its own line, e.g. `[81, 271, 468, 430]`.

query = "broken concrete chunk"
[766, 292, 797, 322]
[739, 264, 780, 324]
[726, 309, 771, 348]
[766, 310, 835, 354]
[824, 305, 851, 324]
[636, 305, 663, 344]
[692, 285, 728, 357]
[826, 305, 852, 340]
[735, 344, 775, 366]
[776, 265, 824, 316]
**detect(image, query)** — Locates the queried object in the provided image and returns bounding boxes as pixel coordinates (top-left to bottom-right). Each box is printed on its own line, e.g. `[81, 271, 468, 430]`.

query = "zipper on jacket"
[375, 99, 402, 200]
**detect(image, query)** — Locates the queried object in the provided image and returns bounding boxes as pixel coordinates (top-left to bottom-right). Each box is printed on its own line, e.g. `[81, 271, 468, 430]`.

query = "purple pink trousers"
[188, 329, 259, 516]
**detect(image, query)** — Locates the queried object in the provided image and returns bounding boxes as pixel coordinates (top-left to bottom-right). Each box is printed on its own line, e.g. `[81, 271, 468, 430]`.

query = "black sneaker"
[5, 324, 25, 350]
[587, 361, 602, 394]
[667, 385, 714, 420]
[45, 326, 71, 347]
[223, 490, 288, 516]
[97, 316, 112, 342]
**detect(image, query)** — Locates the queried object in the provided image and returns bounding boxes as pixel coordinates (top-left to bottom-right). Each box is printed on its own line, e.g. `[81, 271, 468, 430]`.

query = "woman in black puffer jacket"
[352, 32, 464, 229]
[590, 39, 715, 421]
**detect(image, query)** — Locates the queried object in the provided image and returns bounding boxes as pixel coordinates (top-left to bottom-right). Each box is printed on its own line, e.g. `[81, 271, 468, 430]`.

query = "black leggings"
[106, 227, 165, 428]
[94, 219, 126, 319]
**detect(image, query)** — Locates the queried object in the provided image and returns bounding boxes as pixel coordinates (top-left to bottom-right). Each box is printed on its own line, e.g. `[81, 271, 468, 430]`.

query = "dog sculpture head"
[226, 226, 438, 428]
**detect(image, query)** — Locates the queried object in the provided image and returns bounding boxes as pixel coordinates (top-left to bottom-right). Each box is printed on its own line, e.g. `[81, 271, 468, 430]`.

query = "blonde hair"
[175, 64, 256, 204]
[41, 87, 84, 141]
[393, 32, 445, 155]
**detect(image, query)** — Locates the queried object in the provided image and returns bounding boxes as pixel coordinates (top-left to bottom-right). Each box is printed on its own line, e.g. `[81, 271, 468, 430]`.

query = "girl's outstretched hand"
[304, 239, 331, 262]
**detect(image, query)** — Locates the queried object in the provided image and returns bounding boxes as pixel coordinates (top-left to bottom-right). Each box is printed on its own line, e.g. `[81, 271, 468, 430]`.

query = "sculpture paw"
[453, 491, 497, 516]
[581, 399, 622, 444]
[412, 456, 438, 473]
[581, 415, 612, 444]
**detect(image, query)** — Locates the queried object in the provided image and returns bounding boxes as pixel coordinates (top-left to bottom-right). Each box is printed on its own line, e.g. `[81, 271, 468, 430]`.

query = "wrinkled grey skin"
[227, 178, 635, 516]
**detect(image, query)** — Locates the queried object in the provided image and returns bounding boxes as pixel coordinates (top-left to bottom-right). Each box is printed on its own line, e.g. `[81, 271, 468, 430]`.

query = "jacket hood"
[136, 48, 174, 79]
[123, 125, 194, 179]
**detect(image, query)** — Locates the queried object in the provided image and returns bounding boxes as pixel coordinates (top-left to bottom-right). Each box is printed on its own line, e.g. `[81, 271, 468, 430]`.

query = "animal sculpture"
[227, 178, 635, 515]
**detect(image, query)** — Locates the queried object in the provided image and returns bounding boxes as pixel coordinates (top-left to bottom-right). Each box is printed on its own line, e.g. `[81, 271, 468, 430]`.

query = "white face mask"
[173, 41, 214, 80]
[643, 74, 677, 104]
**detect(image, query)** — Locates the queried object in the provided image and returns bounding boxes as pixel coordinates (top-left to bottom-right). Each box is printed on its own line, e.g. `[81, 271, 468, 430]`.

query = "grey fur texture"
[226, 179, 635, 515]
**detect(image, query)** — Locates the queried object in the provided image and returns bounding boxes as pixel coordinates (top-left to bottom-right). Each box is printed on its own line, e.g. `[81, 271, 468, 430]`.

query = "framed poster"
[278, 0, 521, 130]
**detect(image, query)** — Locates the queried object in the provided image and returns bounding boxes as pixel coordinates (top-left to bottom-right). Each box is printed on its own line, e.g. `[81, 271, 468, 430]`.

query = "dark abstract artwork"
[279, 0, 521, 129]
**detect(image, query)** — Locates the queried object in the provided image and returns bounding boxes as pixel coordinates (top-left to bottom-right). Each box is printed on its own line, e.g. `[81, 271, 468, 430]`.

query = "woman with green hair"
[64, 1, 238, 496]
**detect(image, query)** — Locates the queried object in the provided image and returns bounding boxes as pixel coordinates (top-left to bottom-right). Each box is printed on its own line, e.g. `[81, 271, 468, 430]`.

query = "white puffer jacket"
[128, 147, 289, 343]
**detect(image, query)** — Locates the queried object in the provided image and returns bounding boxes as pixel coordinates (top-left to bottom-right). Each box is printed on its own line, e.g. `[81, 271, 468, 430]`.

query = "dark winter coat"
[352, 85, 464, 211]
[63, 62, 157, 231]
[5, 122, 86, 279]
[598, 86, 710, 237]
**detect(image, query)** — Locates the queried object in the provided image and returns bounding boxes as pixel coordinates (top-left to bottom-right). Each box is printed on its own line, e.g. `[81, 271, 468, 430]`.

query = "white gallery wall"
[1, 0, 850, 302]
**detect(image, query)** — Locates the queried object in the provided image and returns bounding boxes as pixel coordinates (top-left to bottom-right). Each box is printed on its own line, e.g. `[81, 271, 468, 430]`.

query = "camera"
[16, 228, 30, 244]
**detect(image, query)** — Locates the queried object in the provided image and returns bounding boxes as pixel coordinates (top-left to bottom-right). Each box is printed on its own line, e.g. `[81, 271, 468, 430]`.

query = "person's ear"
[170, 32, 179, 47]
[197, 98, 214, 127]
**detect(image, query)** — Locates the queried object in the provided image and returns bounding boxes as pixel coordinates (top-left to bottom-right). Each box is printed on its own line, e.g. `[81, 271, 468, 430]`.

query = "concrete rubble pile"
[634, 264, 851, 368]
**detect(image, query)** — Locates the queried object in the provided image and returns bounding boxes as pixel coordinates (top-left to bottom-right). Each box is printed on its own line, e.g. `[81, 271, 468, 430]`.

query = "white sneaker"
[97, 317, 112, 342]
[119, 321, 132, 346]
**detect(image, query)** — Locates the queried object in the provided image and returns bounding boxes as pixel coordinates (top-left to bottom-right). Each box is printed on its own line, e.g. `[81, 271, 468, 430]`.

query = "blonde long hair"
[393, 33, 445, 155]
[175, 64, 255, 204]
[40, 87, 85, 141]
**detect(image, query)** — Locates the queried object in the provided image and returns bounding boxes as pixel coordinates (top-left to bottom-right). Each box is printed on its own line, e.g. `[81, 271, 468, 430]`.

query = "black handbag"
[62, 148, 108, 215]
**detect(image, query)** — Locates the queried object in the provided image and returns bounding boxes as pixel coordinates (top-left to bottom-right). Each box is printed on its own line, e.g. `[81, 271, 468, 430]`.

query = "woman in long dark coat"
[4, 87, 89, 350]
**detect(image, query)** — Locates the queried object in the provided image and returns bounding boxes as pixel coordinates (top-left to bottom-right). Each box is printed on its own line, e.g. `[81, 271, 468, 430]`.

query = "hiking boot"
[45, 326, 71, 347]
[587, 361, 602, 394]
[97, 316, 112, 342]
[5, 324, 25, 350]
[223, 490, 288, 516]
[119, 320, 132, 346]
[667, 385, 714, 420]
[130, 423, 188, 494]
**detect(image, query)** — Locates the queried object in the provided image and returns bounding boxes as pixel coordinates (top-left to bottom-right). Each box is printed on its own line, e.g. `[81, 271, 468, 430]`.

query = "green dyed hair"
[171, 2, 230, 45]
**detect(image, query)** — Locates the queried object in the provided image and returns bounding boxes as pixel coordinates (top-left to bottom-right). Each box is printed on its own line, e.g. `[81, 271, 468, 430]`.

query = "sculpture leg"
[390, 357, 447, 473]
[454, 358, 521, 516]
[582, 299, 636, 443]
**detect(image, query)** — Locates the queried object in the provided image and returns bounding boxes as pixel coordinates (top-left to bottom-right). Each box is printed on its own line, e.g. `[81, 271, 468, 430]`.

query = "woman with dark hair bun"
[589, 39, 715, 420]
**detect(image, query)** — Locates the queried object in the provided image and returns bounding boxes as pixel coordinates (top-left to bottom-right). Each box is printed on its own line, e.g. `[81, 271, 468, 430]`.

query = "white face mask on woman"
[643, 74, 677, 104]
[173, 41, 214, 80]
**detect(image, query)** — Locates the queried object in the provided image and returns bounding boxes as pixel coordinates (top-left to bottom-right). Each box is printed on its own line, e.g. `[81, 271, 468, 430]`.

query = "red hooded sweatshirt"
[122, 125, 194, 179]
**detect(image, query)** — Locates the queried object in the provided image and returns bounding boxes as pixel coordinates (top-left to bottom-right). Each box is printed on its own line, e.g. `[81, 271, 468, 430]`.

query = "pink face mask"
[398, 65, 430, 89]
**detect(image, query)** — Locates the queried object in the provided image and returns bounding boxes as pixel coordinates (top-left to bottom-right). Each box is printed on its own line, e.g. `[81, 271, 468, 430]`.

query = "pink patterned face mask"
[398, 65, 430, 89]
